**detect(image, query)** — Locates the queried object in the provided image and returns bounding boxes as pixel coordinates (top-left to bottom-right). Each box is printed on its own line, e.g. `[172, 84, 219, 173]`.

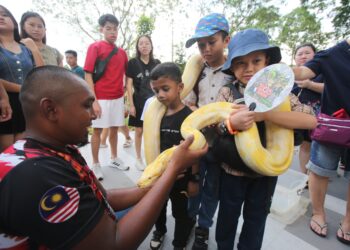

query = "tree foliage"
[136, 14, 155, 36]
[277, 6, 332, 62]
[33, 0, 157, 52]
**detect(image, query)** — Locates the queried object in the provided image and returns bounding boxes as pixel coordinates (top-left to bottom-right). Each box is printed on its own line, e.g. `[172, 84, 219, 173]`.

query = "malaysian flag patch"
[39, 185, 80, 223]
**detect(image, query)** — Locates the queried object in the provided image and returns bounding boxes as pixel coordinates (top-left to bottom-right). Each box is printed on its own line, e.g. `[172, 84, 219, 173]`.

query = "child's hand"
[229, 107, 255, 131]
[129, 105, 136, 117]
[186, 181, 199, 197]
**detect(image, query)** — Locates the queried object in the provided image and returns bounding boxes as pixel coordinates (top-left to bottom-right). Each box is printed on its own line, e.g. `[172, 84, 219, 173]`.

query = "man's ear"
[40, 98, 59, 121]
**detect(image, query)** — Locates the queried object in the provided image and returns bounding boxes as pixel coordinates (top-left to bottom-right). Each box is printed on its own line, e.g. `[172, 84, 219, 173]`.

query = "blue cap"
[185, 13, 229, 48]
[222, 29, 281, 75]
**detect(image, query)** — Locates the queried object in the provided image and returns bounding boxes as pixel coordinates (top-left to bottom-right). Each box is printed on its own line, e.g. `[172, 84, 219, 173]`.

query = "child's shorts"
[307, 140, 349, 181]
[92, 97, 125, 128]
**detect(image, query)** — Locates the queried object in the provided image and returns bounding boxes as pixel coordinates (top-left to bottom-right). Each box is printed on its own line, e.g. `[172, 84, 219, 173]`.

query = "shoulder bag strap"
[103, 47, 118, 65]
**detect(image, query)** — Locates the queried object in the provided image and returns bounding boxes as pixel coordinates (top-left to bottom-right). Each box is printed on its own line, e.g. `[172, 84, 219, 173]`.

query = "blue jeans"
[307, 141, 350, 180]
[216, 172, 277, 250]
[188, 149, 221, 229]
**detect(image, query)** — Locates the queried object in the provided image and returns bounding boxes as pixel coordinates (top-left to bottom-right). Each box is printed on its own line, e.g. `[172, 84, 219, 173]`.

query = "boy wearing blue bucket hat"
[214, 28, 317, 249]
[184, 13, 234, 250]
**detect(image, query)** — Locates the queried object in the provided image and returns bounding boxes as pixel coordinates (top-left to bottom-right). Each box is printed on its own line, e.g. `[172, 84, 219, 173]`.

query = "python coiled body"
[138, 55, 293, 188]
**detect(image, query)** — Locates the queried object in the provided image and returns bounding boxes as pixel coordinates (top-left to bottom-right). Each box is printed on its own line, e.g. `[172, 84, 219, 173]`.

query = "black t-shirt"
[160, 106, 192, 152]
[126, 58, 160, 95]
[160, 106, 192, 190]
[305, 40, 350, 115]
[0, 139, 110, 249]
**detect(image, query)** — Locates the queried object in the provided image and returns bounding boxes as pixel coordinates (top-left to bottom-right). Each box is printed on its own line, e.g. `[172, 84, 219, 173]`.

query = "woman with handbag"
[126, 35, 160, 170]
[293, 38, 350, 245]
[292, 43, 324, 174]
[0, 5, 43, 152]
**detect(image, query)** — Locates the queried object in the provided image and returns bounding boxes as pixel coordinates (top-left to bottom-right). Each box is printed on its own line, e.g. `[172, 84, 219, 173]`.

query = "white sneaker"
[92, 163, 104, 181]
[109, 158, 129, 171]
[135, 158, 146, 171]
[123, 138, 133, 148]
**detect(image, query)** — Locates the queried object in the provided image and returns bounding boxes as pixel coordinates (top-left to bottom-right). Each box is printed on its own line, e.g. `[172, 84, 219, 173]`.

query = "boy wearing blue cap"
[214, 29, 317, 249]
[185, 13, 233, 250]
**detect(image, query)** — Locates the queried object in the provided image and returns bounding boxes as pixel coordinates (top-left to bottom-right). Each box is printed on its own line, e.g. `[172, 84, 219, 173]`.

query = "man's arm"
[74, 136, 208, 250]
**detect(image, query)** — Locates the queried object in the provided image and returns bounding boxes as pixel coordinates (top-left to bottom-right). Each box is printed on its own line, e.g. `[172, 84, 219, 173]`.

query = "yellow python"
[138, 55, 293, 188]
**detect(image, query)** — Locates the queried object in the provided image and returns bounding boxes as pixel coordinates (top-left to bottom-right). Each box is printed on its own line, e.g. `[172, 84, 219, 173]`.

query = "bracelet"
[225, 118, 238, 135]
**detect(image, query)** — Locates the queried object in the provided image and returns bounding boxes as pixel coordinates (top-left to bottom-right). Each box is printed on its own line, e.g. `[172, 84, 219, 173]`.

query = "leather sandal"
[310, 218, 327, 238]
[337, 223, 350, 245]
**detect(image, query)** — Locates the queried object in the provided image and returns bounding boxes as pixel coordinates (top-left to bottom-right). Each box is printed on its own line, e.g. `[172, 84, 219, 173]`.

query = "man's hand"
[169, 136, 207, 174]
[93, 100, 102, 118]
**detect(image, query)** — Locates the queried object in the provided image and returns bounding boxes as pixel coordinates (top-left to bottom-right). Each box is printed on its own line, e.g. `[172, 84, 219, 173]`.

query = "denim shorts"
[307, 140, 349, 181]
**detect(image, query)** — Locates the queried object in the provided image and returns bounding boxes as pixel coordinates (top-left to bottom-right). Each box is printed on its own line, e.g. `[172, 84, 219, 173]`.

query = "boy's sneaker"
[92, 163, 104, 181]
[150, 230, 165, 250]
[192, 226, 209, 250]
[135, 158, 146, 171]
[109, 158, 129, 171]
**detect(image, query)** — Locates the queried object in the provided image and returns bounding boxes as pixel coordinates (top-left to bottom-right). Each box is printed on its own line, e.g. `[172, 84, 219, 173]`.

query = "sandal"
[310, 218, 327, 238]
[123, 138, 133, 148]
[337, 223, 350, 245]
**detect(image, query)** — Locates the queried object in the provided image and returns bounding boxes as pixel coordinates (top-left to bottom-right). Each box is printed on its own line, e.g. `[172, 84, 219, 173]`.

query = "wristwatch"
[217, 121, 229, 135]
[189, 173, 201, 182]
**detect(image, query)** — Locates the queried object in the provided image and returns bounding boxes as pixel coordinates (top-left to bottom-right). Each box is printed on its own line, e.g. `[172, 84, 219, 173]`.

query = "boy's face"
[197, 32, 229, 67]
[100, 21, 118, 44]
[151, 77, 183, 107]
[231, 51, 268, 85]
[65, 53, 77, 67]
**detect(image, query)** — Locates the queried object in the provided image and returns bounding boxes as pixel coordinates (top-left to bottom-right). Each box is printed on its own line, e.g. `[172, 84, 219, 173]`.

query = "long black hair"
[20, 11, 47, 44]
[135, 35, 154, 62]
[0, 5, 21, 43]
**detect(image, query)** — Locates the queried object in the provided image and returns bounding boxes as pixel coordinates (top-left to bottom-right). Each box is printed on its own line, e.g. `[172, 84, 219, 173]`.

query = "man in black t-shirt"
[0, 66, 207, 249]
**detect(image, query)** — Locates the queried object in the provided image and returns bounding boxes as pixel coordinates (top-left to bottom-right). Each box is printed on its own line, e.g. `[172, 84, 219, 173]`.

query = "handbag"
[93, 47, 118, 83]
[310, 113, 350, 147]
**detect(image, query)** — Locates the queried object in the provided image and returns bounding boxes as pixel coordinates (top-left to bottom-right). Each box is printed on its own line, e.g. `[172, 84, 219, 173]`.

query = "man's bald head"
[20, 66, 90, 120]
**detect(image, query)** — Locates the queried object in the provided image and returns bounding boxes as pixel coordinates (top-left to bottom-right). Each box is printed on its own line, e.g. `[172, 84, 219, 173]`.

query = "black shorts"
[0, 93, 25, 135]
[128, 94, 145, 128]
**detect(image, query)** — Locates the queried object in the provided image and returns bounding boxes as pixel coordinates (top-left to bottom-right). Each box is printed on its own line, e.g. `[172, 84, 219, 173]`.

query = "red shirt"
[84, 41, 128, 100]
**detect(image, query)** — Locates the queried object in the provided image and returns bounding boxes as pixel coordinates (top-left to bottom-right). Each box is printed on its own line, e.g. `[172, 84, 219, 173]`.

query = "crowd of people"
[0, 5, 349, 250]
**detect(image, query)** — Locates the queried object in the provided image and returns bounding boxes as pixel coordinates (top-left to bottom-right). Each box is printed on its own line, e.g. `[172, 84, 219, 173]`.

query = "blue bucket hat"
[185, 13, 229, 48]
[222, 29, 281, 75]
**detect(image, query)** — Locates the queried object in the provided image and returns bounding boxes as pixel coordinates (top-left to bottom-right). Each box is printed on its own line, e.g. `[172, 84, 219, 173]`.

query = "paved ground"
[79, 133, 349, 250]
